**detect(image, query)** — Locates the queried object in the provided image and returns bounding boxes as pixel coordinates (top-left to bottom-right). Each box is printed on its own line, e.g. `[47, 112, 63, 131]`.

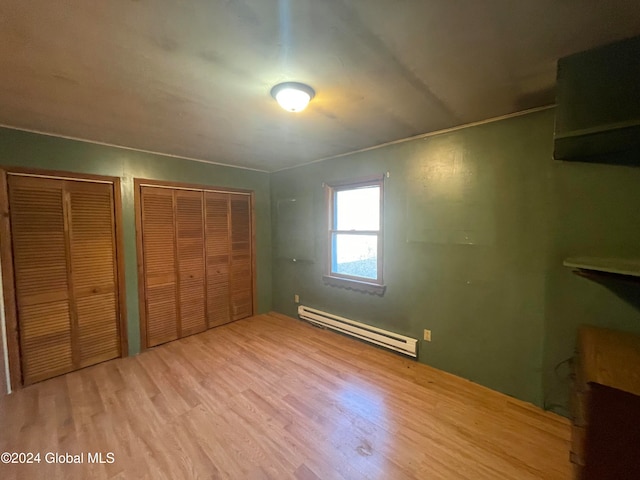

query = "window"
[324, 175, 385, 295]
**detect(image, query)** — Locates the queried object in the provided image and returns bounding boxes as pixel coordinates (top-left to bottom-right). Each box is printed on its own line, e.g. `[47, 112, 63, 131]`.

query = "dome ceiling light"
[270, 82, 315, 112]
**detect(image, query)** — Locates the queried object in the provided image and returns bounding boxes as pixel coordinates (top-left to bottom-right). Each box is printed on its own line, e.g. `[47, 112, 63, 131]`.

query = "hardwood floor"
[0, 312, 571, 479]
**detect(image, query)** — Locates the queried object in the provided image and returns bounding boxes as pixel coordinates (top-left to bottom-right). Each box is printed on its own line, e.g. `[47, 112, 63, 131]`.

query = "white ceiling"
[2, 1, 640, 171]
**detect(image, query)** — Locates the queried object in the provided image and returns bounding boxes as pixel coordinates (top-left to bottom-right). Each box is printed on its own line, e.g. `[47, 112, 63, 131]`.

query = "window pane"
[332, 234, 378, 280]
[335, 186, 379, 231]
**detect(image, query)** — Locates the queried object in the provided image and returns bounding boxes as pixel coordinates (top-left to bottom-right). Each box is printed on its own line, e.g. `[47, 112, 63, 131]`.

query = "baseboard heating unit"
[298, 305, 418, 357]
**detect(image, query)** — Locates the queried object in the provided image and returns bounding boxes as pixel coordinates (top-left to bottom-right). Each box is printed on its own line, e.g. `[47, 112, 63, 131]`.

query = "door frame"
[134, 178, 256, 352]
[0, 167, 129, 391]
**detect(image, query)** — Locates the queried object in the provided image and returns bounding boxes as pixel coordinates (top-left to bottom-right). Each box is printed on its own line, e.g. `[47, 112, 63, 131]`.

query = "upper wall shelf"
[564, 257, 640, 281]
[553, 35, 640, 165]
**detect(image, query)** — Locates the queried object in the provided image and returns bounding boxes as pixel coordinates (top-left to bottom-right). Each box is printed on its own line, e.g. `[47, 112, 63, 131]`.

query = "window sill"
[322, 275, 386, 296]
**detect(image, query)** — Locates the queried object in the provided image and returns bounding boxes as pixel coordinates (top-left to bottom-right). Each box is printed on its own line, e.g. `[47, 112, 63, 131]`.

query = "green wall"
[270, 108, 640, 410]
[544, 160, 640, 412]
[3, 108, 639, 411]
[0, 128, 272, 356]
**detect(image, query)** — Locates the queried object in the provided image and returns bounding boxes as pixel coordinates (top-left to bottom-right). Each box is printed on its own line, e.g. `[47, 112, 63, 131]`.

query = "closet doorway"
[135, 180, 255, 349]
[0, 169, 127, 387]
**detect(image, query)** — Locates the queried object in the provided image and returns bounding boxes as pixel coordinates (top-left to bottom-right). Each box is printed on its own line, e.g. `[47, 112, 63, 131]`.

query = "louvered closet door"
[175, 190, 207, 336]
[229, 194, 253, 321]
[139, 184, 254, 347]
[141, 187, 178, 347]
[9, 177, 73, 384]
[67, 181, 121, 368]
[204, 192, 231, 327]
[8, 175, 121, 385]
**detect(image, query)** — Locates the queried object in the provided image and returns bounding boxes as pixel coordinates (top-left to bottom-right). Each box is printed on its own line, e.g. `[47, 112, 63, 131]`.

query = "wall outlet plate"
[294, 294, 300, 304]
[423, 329, 431, 342]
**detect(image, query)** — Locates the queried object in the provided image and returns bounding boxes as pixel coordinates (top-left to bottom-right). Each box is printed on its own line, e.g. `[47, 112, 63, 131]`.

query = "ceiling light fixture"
[270, 82, 315, 112]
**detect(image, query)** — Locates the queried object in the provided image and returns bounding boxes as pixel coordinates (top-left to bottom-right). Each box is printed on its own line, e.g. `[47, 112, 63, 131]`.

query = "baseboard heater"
[298, 305, 418, 357]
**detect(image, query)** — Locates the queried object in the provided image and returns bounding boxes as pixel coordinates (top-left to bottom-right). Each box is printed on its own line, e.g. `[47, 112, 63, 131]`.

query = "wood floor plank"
[0, 312, 571, 479]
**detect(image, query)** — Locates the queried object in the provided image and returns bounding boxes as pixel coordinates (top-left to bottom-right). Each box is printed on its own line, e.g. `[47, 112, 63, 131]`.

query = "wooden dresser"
[571, 326, 640, 479]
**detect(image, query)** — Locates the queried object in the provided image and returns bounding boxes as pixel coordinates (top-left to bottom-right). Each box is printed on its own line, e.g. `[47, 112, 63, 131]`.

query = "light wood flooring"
[0, 312, 571, 479]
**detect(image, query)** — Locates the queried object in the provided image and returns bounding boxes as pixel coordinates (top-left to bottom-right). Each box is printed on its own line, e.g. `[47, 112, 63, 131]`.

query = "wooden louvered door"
[229, 194, 253, 321]
[175, 190, 207, 336]
[8, 175, 121, 385]
[204, 192, 231, 327]
[140, 187, 178, 347]
[138, 182, 254, 349]
[9, 177, 73, 384]
[67, 181, 121, 368]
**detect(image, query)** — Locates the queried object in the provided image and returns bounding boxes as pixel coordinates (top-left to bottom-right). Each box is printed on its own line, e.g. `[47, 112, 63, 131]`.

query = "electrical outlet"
[294, 294, 300, 304]
[423, 329, 431, 342]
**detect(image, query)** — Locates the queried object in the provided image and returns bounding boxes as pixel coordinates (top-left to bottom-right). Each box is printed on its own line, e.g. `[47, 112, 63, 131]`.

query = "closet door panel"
[230, 194, 253, 321]
[141, 187, 178, 347]
[175, 190, 206, 336]
[7, 174, 123, 385]
[8, 177, 73, 384]
[20, 302, 73, 384]
[204, 192, 231, 327]
[146, 284, 178, 347]
[67, 182, 121, 367]
[230, 262, 252, 320]
[10, 179, 70, 306]
[75, 295, 119, 366]
[138, 183, 254, 347]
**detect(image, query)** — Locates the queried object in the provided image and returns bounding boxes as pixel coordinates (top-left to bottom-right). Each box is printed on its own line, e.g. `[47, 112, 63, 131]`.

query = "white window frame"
[323, 174, 386, 295]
